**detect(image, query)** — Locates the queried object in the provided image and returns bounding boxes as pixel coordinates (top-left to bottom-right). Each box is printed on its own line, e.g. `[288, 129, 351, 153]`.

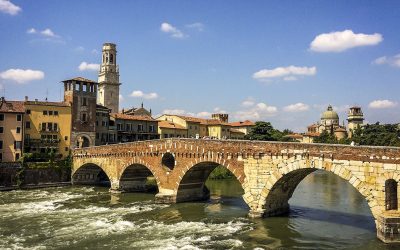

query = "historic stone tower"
[97, 43, 120, 113]
[347, 106, 364, 138]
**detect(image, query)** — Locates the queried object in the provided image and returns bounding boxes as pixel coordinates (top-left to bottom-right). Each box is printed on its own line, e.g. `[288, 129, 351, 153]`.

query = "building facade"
[110, 113, 159, 143]
[62, 77, 97, 148]
[0, 98, 24, 162]
[97, 43, 120, 113]
[158, 120, 187, 138]
[24, 99, 72, 158]
[347, 106, 364, 138]
[95, 104, 111, 145]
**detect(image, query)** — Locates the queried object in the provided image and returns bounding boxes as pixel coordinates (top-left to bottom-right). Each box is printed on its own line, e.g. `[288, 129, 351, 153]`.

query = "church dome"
[321, 105, 339, 120]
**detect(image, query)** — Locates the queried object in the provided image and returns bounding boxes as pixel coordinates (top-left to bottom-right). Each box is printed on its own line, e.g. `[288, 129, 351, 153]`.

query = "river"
[0, 170, 398, 249]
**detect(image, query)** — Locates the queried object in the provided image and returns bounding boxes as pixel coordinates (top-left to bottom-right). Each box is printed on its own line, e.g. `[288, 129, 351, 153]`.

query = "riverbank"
[0, 162, 71, 191]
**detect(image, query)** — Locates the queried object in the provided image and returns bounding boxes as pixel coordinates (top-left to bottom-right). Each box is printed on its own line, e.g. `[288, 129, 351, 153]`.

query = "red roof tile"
[158, 120, 187, 130]
[0, 100, 24, 113]
[229, 120, 255, 127]
[111, 113, 156, 121]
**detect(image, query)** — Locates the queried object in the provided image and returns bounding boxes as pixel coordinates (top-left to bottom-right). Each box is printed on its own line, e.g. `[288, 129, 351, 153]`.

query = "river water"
[0, 170, 398, 249]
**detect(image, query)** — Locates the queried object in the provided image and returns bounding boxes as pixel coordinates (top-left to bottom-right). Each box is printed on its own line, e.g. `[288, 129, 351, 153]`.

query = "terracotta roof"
[285, 133, 303, 139]
[111, 113, 156, 121]
[62, 77, 97, 84]
[0, 99, 24, 113]
[174, 115, 205, 124]
[158, 120, 187, 130]
[229, 120, 255, 127]
[230, 128, 245, 134]
[162, 114, 231, 126]
[304, 132, 320, 137]
[25, 100, 70, 107]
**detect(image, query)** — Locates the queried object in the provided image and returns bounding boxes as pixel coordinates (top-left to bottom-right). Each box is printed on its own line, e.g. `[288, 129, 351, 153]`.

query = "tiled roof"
[174, 115, 205, 124]
[0, 100, 24, 113]
[158, 120, 187, 130]
[111, 113, 156, 121]
[230, 128, 245, 134]
[285, 133, 304, 139]
[162, 114, 231, 126]
[62, 77, 97, 84]
[25, 100, 70, 107]
[229, 120, 255, 127]
[304, 132, 320, 137]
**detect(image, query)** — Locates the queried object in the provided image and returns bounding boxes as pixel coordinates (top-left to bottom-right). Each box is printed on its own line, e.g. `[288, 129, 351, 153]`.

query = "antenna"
[45, 88, 48, 101]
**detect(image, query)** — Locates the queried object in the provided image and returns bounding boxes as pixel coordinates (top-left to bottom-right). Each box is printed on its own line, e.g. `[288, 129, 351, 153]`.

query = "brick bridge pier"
[72, 138, 400, 243]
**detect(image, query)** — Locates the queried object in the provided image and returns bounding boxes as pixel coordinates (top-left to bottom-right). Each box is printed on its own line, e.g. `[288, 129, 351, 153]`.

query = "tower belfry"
[97, 43, 121, 113]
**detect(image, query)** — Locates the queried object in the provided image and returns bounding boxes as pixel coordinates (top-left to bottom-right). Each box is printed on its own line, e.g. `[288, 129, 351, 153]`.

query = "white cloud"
[186, 22, 204, 31]
[162, 109, 186, 115]
[283, 103, 310, 112]
[130, 90, 159, 100]
[78, 62, 100, 71]
[41, 28, 57, 37]
[196, 111, 211, 118]
[373, 54, 400, 68]
[27, 28, 36, 34]
[160, 22, 185, 39]
[369, 100, 397, 109]
[119, 94, 124, 102]
[241, 98, 255, 107]
[0, 0, 21, 15]
[253, 65, 316, 81]
[234, 102, 277, 121]
[0, 69, 44, 84]
[310, 29, 383, 53]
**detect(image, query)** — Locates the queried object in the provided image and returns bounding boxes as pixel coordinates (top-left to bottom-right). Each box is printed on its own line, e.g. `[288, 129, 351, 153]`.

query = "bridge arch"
[254, 161, 378, 220]
[175, 160, 243, 202]
[72, 162, 111, 187]
[118, 162, 160, 192]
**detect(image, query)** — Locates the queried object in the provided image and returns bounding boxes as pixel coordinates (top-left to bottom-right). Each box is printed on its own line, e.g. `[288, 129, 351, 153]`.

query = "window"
[82, 97, 87, 106]
[54, 111, 58, 116]
[75, 83, 80, 91]
[47, 123, 52, 131]
[110, 54, 114, 63]
[126, 124, 131, 131]
[64, 136, 68, 141]
[14, 141, 22, 150]
[96, 133, 99, 139]
[26, 121, 30, 129]
[149, 125, 155, 132]
[83, 84, 88, 92]
[41, 122, 46, 131]
[82, 113, 87, 122]
[41, 134, 46, 140]
[49, 111, 53, 115]
[16, 114, 22, 121]
[0, 127, 3, 133]
[16, 127, 21, 134]
[0, 140, 2, 149]
[0, 114, 3, 121]
[52, 135, 57, 140]
[15, 153, 20, 160]
[54, 123, 58, 131]
[65, 147, 69, 152]
[43, 110, 48, 115]
[0, 153, 2, 162]
[26, 109, 31, 114]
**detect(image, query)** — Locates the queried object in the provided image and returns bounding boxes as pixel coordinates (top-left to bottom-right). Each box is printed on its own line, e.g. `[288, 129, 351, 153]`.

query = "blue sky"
[0, 0, 399, 131]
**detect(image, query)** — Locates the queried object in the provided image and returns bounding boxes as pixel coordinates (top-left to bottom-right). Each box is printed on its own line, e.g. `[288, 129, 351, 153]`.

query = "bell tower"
[97, 43, 121, 113]
[347, 106, 364, 138]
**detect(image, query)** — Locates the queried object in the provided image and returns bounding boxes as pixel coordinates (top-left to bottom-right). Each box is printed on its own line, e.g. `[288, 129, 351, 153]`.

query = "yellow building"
[0, 98, 25, 162]
[24, 99, 72, 159]
[158, 120, 187, 138]
[157, 113, 246, 139]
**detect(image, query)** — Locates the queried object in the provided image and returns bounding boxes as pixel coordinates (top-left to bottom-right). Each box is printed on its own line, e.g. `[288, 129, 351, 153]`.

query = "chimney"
[25, 96, 28, 101]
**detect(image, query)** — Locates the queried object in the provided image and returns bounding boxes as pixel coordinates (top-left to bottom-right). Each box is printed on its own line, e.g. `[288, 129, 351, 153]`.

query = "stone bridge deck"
[72, 138, 400, 243]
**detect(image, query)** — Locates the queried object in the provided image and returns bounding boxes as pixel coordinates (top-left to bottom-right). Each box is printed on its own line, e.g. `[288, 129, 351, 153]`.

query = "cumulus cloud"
[41, 28, 57, 37]
[253, 65, 316, 81]
[78, 62, 100, 71]
[27, 27, 62, 42]
[130, 90, 159, 100]
[234, 101, 278, 120]
[283, 103, 310, 112]
[0, 0, 21, 15]
[373, 54, 400, 68]
[160, 22, 185, 39]
[0, 69, 44, 84]
[369, 100, 397, 109]
[186, 22, 204, 31]
[27, 28, 36, 34]
[310, 29, 383, 53]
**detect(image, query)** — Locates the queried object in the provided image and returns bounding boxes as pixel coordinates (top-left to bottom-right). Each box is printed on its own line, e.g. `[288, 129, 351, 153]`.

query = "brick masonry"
[73, 138, 400, 243]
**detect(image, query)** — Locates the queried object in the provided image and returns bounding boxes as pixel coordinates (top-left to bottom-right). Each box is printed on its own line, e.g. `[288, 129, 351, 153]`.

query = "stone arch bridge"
[73, 138, 400, 243]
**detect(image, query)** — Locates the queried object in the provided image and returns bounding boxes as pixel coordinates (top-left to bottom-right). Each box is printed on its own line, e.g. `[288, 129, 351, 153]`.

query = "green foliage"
[351, 123, 400, 147]
[245, 121, 293, 141]
[313, 130, 338, 144]
[209, 165, 233, 179]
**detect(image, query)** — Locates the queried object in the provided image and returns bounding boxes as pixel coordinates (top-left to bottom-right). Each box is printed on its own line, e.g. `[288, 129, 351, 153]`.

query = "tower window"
[110, 54, 114, 63]
[83, 84, 87, 92]
[75, 83, 80, 91]
[82, 97, 87, 106]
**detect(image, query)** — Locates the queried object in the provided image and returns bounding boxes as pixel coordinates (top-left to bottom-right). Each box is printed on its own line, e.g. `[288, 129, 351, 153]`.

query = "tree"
[313, 130, 338, 144]
[245, 121, 293, 141]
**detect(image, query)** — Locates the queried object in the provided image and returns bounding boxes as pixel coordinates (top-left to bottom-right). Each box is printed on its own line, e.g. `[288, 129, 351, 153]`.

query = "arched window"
[110, 54, 114, 64]
[385, 179, 398, 210]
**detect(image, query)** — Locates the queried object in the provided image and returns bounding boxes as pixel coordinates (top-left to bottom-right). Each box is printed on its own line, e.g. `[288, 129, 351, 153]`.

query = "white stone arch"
[254, 158, 379, 220]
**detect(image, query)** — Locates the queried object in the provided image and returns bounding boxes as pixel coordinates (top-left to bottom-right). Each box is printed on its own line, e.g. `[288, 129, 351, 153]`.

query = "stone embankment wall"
[0, 163, 71, 190]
